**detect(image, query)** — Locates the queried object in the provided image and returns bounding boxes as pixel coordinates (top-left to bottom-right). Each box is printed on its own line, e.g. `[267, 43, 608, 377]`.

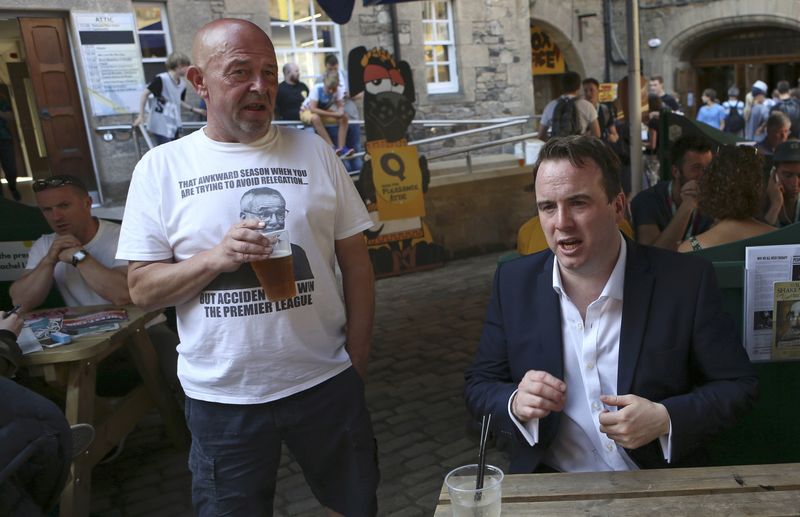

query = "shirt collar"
[552, 232, 627, 302]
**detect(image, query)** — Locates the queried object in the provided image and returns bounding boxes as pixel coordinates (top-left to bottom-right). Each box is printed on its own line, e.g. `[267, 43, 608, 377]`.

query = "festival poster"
[369, 142, 425, 221]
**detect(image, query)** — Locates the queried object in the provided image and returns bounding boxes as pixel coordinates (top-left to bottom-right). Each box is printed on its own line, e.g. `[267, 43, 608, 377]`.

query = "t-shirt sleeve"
[329, 151, 372, 240]
[116, 155, 174, 262]
[630, 189, 660, 227]
[148, 75, 163, 97]
[25, 236, 49, 270]
[540, 100, 556, 127]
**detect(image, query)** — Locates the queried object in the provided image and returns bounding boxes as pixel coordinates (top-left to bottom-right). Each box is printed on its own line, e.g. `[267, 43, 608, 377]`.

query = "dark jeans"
[326, 125, 364, 173]
[185, 367, 379, 517]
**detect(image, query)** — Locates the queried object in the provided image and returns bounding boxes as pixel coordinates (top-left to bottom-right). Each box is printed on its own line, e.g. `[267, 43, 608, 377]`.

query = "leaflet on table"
[19, 308, 129, 353]
[744, 244, 800, 361]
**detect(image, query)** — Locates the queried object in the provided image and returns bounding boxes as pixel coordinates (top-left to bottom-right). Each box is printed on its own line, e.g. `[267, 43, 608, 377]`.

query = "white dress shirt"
[508, 235, 672, 471]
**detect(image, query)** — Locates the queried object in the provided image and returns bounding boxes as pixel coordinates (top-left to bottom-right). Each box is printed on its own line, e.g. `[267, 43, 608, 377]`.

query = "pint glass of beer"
[252, 229, 296, 301]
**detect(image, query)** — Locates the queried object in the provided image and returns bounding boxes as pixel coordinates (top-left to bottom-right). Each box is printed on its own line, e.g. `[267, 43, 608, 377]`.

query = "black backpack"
[551, 96, 582, 137]
[724, 102, 745, 133]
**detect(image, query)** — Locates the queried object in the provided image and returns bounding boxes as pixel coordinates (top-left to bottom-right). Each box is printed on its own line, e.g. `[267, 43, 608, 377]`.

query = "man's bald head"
[192, 18, 272, 70]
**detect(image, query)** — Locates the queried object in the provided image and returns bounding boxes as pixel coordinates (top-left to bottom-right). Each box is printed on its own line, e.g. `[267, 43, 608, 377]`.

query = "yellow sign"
[598, 83, 618, 103]
[531, 25, 565, 75]
[369, 142, 425, 221]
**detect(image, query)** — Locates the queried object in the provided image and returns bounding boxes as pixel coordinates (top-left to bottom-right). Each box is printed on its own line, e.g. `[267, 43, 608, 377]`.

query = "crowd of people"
[3, 19, 800, 515]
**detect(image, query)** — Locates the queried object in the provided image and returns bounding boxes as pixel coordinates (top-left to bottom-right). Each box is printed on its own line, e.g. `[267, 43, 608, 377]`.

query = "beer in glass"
[252, 230, 296, 301]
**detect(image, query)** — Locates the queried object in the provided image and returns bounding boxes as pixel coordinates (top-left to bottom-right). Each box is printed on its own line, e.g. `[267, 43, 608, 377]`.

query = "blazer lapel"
[617, 239, 654, 395]
[533, 253, 564, 446]
[534, 253, 564, 382]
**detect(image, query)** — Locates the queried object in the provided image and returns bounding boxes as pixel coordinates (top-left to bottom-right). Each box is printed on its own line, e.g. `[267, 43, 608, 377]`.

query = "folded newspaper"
[19, 308, 129, 352]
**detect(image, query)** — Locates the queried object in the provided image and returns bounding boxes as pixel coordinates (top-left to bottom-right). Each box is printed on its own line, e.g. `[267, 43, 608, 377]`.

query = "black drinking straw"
[475, 413, 492, 501]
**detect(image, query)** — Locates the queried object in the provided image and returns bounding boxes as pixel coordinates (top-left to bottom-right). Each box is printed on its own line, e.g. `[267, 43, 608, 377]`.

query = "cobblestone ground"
[90, 251, 509, 516]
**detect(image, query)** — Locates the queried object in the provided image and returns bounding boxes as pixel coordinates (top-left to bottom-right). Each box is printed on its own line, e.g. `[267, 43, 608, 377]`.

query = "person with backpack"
[722, 86, 745, 136]
[696, 88, 727, 130]
[770, 80, 800, 139]
[538, 71, 600, 141]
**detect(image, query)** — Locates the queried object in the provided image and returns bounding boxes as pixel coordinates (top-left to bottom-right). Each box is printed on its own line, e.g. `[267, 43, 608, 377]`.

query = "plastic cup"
[251, 229, 296, 301]
[444, 464, 503, 517]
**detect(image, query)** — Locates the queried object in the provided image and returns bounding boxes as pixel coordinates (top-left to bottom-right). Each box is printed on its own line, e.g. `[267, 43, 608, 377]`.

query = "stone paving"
[89, 251, 509, 516]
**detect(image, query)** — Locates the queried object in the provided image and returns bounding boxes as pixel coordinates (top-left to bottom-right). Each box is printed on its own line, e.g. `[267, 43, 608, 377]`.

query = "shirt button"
[592, 401, 601, 411]
[576, 321, 583, 330]
[606, 443, 614, 451]
[586, 362, 595, 370]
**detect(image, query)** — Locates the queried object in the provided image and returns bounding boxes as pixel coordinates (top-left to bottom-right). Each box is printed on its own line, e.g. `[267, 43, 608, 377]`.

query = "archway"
[530, 19, 585, 113]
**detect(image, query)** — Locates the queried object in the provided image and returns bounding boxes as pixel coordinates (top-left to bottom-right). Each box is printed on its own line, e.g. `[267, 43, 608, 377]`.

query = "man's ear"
[670, 164, 680, 180]
[187, 66, 207, 98]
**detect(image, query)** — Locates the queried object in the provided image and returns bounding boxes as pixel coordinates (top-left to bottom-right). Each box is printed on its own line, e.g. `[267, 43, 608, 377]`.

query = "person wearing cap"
[762, 140, 800, 227]
[745, 81, 770, 142]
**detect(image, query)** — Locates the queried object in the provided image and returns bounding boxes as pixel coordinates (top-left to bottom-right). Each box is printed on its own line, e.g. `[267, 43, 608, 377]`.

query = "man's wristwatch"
[71, 249, 88, 267]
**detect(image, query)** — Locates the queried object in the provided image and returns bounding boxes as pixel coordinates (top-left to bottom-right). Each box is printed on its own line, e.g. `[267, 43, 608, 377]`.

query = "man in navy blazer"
[465, 136, 757, 474]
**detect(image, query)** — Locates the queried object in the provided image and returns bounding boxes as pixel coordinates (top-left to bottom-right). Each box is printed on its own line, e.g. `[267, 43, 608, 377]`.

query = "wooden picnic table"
[435, 463, 800, 516]
[20, 305, 188, 517]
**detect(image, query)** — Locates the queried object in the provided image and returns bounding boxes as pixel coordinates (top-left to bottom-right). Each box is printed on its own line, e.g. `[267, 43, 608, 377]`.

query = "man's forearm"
[128, 251, 222, 311]
[652, 207, 694, 250]
[76, 257, 131, 306]
[10, 263, 56, 310]
[764, 201, 782, 226]
[337, 237, 374, 378]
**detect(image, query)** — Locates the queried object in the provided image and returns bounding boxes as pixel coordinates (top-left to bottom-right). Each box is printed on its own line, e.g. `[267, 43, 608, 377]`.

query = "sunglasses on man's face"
[32, 177, 82, 193]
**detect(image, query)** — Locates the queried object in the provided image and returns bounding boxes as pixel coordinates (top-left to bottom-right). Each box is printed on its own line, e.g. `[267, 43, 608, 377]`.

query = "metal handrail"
[95, 115, 538, 176]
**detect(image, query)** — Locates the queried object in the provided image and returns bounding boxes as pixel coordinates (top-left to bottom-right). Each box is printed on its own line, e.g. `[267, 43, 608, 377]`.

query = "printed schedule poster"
[73, 13, 145, 116]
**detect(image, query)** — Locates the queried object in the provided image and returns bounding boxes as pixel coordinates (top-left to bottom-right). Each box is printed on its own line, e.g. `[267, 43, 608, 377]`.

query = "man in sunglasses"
[10, 175, 131, 309]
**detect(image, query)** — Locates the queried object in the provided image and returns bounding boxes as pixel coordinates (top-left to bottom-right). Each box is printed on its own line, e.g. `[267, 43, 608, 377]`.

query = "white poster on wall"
[0, 241, 33, 281]
[73, 13, 145, 116]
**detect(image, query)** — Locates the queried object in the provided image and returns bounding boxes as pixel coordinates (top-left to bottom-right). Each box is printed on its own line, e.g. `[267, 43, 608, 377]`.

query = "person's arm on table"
[10, 235, 81, 310]
[335, 233, 374, 379]
[72, 258, 131, 306]
[128, 219, 273, 311]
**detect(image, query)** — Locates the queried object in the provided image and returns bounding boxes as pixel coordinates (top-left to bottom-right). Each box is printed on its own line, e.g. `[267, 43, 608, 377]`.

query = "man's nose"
[554, 205, 573, 228]
[250, 74, 271, 95]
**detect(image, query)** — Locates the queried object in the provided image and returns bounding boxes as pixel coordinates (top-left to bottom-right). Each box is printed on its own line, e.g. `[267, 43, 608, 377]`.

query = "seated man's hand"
[48, 234, 82, 265]
[598, 394, 670, 450]
[767, 169, 784, 209]
[511, 370, 566, 422]
[208, 220, 274, 273]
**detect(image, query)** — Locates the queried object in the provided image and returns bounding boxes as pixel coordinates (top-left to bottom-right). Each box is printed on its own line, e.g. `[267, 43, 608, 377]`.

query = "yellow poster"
[530, 25, 565, 75]
[598, 83, 618, 103]
[369, 143, 425, 221]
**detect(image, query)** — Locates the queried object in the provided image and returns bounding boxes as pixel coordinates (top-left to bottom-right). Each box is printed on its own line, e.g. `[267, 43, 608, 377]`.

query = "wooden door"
[7, 62, 50, 176]
[19, 17, 95, 188]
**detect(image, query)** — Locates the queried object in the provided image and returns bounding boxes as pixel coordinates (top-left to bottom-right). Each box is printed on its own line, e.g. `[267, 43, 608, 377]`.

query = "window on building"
[269, 0, 343, 87]
[422, 0, 458, 94]
[134, 3, 173, 82]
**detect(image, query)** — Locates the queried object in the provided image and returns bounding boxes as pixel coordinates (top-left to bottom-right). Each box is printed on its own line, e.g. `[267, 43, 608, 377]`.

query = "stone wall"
[425, 169, 536, 258]
[343, 1, 535, 155]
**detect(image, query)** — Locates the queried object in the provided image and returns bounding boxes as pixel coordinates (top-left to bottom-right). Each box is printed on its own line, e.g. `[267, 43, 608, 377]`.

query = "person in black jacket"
[0, 310, 73, 517]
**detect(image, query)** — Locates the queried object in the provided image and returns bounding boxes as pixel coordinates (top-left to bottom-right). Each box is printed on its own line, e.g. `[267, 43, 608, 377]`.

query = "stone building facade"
[1, 0, 796, 207]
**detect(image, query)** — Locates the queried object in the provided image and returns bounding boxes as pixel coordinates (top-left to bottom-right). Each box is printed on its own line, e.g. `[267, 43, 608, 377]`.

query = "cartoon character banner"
[349, 46, 445, 277]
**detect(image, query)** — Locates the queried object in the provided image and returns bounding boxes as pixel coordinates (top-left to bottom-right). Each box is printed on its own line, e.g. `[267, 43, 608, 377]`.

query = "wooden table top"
[19, 305, 161, 366]
[435, 463, 800, 516]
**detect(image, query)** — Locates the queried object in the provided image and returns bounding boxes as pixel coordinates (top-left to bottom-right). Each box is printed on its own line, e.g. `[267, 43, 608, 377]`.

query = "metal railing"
[95, 114, 540, 177]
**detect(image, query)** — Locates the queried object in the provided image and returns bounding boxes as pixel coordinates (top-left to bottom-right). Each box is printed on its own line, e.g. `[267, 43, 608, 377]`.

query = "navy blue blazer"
[465, 239, 758, 474]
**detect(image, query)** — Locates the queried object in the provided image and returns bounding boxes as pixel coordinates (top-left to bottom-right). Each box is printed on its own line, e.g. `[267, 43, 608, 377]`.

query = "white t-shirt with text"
[116, 126, 372, 404]
[25, 219, 127, 307]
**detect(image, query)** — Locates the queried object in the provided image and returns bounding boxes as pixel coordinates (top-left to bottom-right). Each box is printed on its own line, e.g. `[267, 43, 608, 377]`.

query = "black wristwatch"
[71, 249, 88, 267]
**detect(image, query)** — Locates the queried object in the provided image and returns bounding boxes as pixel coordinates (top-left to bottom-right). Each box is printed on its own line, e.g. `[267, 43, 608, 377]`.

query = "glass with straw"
[444, 414, 504, 516]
